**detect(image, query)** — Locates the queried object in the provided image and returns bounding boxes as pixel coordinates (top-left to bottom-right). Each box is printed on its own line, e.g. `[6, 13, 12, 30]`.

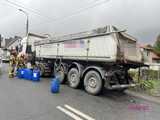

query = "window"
[147, 50, 150, 56]
[152, 59, 160, 63]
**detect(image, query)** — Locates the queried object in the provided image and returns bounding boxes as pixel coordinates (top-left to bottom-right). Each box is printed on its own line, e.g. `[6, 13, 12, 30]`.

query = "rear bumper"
[107, 83, 136, 90]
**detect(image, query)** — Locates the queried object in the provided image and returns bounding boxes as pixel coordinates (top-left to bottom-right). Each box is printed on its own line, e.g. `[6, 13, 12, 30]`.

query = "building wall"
[8, 40, 20, 50]
[21, 34, 46, 53]
[147, 63, 160, 71]
[141, 48, 160, 70]
[141, 48, 152, 63]
[28, 35, 44, 51]
[5, 38, 13, 48]
[1, 38, 5, 48]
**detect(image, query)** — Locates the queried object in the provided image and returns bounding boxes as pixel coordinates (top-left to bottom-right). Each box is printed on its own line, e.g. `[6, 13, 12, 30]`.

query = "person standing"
[8, 48, 17, 78]
[16, 53, 26, 70]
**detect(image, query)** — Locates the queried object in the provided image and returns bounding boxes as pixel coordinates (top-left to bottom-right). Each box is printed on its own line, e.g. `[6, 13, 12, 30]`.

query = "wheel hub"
[70, 74, 77, 83]
[88, 77, 97, 88]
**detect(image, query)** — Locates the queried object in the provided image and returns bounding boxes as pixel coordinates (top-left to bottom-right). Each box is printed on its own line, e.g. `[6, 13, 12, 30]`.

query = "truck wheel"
[68, 68, 80, 88]
[38, 64, 45, 77]
[84, 70, 103, 95]
[54, 66, 65, 84]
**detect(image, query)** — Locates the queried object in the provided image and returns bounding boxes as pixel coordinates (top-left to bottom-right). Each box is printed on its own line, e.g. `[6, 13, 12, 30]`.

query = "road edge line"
[56, 106, 84, 120]
[64, 104, 95, 120]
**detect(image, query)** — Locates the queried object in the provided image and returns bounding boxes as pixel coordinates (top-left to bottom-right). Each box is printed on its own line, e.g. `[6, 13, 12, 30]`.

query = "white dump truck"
[24, 26, 145, 95]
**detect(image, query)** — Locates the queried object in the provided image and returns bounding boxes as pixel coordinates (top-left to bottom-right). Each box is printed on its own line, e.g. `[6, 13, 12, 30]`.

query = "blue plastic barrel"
[24, 68, 33, 80]
[17, 68, 25, 79]
[21, 68, 25, 78]
[32, 70, 40, 82]
[51, 77, 60, 93]
[17, 69, 22, 79]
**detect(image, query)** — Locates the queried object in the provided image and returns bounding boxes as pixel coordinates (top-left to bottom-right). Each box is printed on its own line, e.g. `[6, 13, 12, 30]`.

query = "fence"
[130, 63, 160, 81]
[141, 63, 160, 80]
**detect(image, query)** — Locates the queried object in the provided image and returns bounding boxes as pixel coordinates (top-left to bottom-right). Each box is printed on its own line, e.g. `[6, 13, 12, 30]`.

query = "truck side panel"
[88, 35, 117, 60]
[36, 35, 117, 62]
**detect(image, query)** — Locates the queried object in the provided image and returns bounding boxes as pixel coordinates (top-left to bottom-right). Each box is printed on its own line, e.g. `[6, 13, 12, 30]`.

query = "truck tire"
[84, 70, 103, 95]
[67, 68, 80, 88]
[38, 64, 45, 77]
[54, 66, 66, 84]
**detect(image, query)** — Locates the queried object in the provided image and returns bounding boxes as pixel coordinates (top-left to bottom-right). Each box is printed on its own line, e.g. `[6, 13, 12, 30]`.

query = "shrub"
[139, 80, 154, 90]
[129, 70, 158, 91]
[129, 69, 160, 81]
[128, 70, 139, 82]
[148, 70, 159, 80]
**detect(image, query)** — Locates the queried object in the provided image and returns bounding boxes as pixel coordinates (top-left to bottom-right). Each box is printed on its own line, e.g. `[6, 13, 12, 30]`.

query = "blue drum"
[17, 69, 22, 79]
[24, 68, 33, 80]
[32, 70, 40, 82]
[51, 77, 60, 93]
[17, 68, 25, 79]
[20, 68, 25, 78]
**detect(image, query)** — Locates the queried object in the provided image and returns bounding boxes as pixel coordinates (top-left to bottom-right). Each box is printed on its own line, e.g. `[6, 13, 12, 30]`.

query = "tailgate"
[118, 33, 142, 62]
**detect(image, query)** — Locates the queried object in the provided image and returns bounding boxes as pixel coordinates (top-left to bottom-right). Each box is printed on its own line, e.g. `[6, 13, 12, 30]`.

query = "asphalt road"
[0, 64, 160, 120]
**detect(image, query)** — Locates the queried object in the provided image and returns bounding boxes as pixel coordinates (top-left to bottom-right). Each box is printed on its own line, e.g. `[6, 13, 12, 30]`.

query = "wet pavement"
[0, 63, 160, 120]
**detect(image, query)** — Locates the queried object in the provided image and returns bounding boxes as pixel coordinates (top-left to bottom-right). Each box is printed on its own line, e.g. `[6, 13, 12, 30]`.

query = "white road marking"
[64, 104, 95, 120]
[56, 106, 84, 120]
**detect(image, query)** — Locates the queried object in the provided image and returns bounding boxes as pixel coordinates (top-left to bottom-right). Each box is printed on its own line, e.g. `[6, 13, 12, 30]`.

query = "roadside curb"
[125, 90, 160, 105]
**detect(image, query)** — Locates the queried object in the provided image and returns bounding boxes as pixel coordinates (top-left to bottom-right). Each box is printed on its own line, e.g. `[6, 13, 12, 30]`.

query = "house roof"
[139, 44, 160, 60]
[6, 33, 46, 48]
[28, 33, 47, 39]
[151, 52, 160, 60]
[138, 44, 152, 50]
[6, 36, 22, 48]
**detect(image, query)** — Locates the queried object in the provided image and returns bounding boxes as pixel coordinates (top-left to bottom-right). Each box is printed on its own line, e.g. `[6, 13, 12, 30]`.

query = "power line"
[31, 0, 111, 30]
[4, 0, 56, 22]
[4, 0, 104, 23]
[57, 0, 110, 22]
[3, 0, 111, 30]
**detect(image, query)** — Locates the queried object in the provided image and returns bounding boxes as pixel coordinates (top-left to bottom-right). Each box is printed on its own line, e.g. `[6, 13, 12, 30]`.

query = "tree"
[154, 34, 160, 53]
[146, 44, 153, 49]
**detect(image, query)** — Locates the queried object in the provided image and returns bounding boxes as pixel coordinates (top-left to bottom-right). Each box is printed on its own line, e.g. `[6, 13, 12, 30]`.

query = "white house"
[21, 33, 47, 53]
[6, 36, 22, 51]
[140, 45, 160, 70]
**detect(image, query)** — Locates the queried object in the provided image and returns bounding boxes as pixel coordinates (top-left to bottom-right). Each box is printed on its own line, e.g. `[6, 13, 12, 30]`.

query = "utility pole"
[18, 9, 30, 53]
[18, 9, 29, 37]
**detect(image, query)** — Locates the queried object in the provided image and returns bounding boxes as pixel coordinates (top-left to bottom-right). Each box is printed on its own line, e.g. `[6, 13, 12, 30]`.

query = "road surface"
[0, 64, 160, 120]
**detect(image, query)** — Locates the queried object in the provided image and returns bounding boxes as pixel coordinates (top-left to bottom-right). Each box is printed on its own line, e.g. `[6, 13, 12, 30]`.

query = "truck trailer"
[24, 26, 145, 95]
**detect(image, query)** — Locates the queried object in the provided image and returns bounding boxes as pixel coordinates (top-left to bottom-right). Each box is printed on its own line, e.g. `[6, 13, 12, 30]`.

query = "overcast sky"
[0, 0, 159, 44]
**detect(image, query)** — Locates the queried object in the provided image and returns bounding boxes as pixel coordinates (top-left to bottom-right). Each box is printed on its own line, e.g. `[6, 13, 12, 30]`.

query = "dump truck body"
[34, 26, 142, 65]
[22, 26, 145, 95]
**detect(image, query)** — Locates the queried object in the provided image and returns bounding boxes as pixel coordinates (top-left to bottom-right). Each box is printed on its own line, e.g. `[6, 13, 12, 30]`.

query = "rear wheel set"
[54, 63, 104, 95]
[67, 68, 103, 95]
